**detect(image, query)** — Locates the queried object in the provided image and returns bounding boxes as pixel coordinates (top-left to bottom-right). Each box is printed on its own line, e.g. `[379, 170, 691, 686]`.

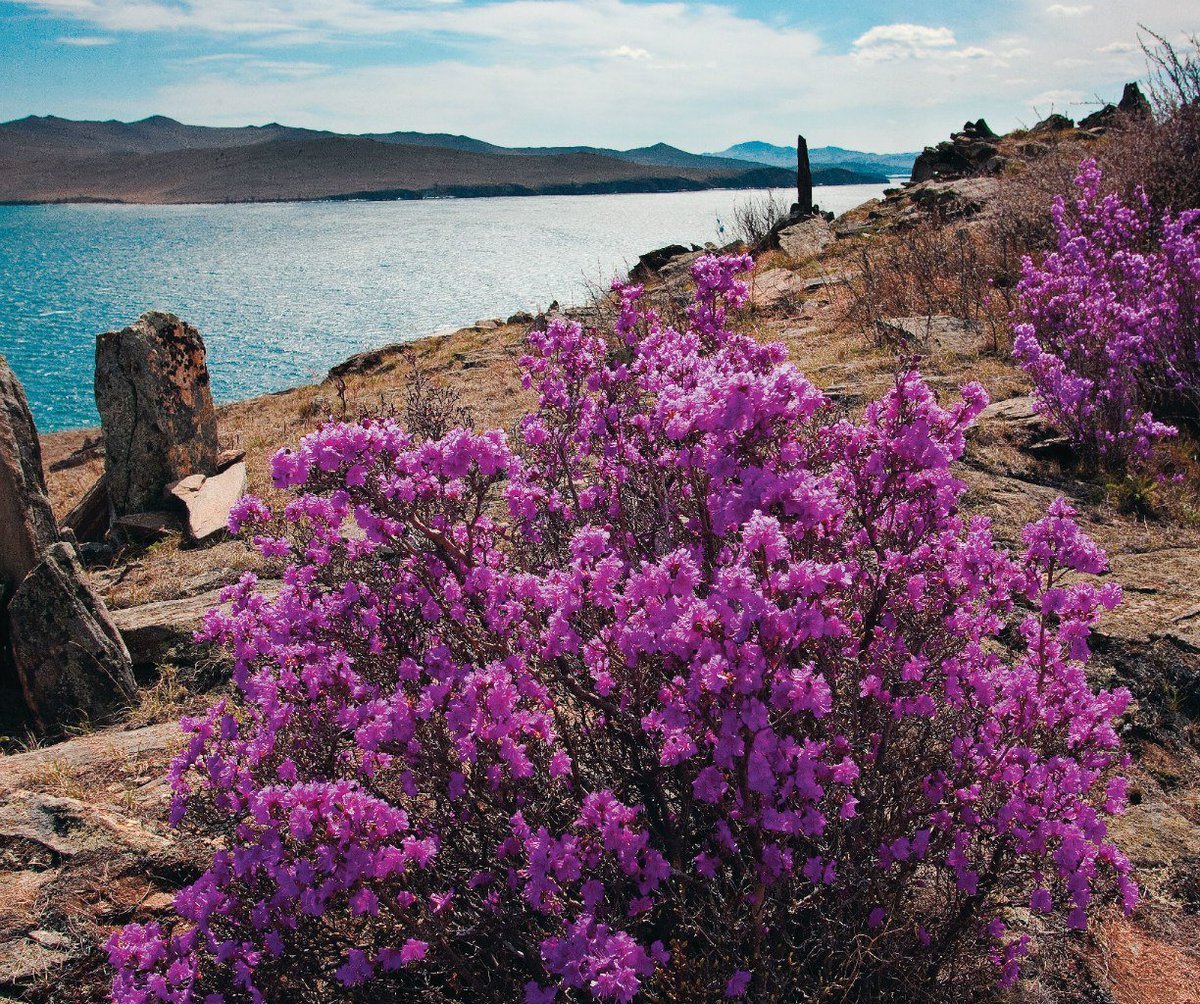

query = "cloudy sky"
[1, 0, 1197, 152]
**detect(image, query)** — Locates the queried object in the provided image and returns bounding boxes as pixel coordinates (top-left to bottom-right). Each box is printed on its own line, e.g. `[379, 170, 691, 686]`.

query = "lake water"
[0, 183, 889, 432]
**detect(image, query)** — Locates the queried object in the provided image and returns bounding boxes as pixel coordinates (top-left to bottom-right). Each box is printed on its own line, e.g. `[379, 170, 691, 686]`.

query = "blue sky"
[1, 0, 1197, 151]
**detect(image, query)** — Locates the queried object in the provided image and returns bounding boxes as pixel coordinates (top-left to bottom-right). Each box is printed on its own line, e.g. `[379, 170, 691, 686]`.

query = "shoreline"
[20, 184, 900, 438]
[0, 174, 890, 209]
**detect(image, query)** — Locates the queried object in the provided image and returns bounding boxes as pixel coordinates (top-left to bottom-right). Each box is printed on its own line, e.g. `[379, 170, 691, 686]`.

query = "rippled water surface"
[0, 183, 889, 431]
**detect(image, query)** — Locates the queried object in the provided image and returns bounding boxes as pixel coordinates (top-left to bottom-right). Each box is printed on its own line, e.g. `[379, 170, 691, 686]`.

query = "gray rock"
[95, 312, 220, 516]
[0, 355, 58, 604]
[9, 542, 136, 732]
[111, 579, 281, 668]
[776, 216, 835, 260]
[749, 269, 809, 310]
[167, 461, 247, 542]
[878, 316, 981, 355]
[979, 395, 1038, 423]
[61, 472, 111, 543]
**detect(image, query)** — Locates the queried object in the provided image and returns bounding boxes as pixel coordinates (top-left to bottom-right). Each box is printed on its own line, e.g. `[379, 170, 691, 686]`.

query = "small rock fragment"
[167, 461, 247, 542]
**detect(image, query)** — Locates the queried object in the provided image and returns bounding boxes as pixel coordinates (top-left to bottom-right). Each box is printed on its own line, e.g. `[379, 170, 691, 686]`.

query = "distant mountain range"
[708, 141, 917, 177]
[0, 115, 894, 205]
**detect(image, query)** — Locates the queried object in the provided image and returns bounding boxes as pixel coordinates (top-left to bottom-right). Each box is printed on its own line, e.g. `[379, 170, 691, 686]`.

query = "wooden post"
[796, 134, 813, 216]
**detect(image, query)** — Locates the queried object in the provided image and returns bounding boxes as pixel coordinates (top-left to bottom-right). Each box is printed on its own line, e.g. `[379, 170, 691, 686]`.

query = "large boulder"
[95, 312, 219, 516]
[8, 542, 136, 732]
[0, 356, 58, 603]
[1118, 81, 1151, 119]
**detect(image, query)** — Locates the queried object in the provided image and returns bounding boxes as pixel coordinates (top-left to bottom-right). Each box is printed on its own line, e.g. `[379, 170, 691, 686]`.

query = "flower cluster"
[1012, 159, 1200, 468]
[111, 254, 1134, 1003]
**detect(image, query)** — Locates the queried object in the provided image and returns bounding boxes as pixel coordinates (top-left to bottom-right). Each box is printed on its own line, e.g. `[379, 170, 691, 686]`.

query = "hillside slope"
[0, 116, 888, 204]
[0, 134, 796, 204]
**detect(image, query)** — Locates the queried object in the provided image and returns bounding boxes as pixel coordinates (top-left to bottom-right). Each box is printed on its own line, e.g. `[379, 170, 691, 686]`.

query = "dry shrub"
[843, 218, 1019, 353]
[1101, 31, 1200, 213]
[730, 189, 791, 246]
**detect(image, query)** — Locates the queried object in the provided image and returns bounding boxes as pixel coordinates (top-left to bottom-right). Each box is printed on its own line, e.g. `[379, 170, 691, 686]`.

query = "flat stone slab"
[750, 269, 809, 310]
[110, 579, 281, 667]
[114, 510, 183, 543]
[167, 461, 247, 542]
[776, 217, 835, 260]
[978, 395, 1038, 423]
[879, 315, 981, 355]
[0, 722, 181, 794]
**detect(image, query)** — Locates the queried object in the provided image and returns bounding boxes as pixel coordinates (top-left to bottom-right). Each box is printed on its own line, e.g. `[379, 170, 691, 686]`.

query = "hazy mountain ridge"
[707, 140, 917, 174]
[0, 115, 891, 203]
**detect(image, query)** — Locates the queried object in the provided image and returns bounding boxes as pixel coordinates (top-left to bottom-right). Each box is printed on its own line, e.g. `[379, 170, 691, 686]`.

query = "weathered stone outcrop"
[9, 542, 137, 732]
[111, 579, 281, 668]
[1031, 112, 1075, 133]
[0, 355, 58, 603]
[910, 120, 1005, 183]
[630, 243, 692, 281]
[775, 216, 835, 260]
[326, 342, 407, 382]
[1118, 81, 1152, 119]
[1079, 82, 1153, 131]
[95, 311, 219, 516]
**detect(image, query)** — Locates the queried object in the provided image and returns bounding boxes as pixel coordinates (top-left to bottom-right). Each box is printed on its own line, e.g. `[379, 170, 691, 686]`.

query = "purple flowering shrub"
[110, 255, 1135, 1004]
[1013, 159, 1200, 469]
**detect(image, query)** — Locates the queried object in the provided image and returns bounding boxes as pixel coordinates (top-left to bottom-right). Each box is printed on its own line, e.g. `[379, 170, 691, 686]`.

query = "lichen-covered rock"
[0, 355, 58, 602]
[776, 216, 835, 261]
[9, 542, 136, 732]
[95, 311, 219, 516]
[111, 578, 280, 668]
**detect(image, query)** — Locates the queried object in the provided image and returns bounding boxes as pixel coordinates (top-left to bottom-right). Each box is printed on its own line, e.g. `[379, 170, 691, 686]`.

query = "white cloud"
[1027, 87, 1085, 111]
[10, 0, 1200, 150]
[57, 34, 115, 45]
[852, 23, 957, 61]
[605, 45, 651, 60]
[1046, 4, 1093, 15]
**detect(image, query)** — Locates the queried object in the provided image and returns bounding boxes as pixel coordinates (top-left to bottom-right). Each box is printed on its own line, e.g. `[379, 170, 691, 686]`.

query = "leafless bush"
[1101, 31, 1200, 212]
[730, 189, 791, 246]
[401, 351, 474, 439]
[843, 217, 1020, 353]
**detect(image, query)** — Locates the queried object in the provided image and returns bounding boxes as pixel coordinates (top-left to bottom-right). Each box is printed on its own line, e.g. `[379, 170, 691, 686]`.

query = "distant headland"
[0, 115, 902, 205]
